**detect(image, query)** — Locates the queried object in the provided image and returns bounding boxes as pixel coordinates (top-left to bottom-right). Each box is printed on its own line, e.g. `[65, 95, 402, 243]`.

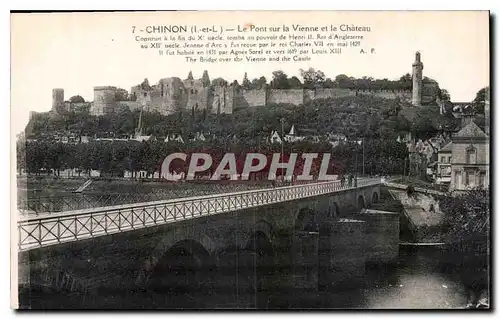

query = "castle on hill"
[51, 52, 440, 116]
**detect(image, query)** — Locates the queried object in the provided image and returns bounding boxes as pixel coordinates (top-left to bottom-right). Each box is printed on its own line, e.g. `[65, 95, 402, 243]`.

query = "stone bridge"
[16, 179, 399, 308]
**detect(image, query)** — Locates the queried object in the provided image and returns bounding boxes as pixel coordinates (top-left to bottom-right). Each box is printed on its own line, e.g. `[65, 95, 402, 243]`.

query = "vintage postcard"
[11, 11, 490, 310]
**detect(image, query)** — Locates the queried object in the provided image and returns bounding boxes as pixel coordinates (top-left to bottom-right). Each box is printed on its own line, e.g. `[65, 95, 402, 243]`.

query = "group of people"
[340, 173, 357, 188]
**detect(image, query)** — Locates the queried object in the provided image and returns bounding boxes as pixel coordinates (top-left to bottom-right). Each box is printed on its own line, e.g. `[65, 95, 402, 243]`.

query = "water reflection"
[19, 247, 471, 309]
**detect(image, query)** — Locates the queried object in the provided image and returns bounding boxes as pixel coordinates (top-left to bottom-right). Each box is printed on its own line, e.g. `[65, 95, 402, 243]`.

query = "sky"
[11, 11, 490, 134]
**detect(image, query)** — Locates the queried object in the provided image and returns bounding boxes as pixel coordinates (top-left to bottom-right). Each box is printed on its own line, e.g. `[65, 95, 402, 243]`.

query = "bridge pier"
[290, 231, 319, 292]
[319, 219, 367, 291]
[353, 210, 400, 264]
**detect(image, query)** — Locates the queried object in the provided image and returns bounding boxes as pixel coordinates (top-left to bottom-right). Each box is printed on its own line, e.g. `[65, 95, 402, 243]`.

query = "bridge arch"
[295, 208, 319, 232]
[250, 220, 275, 245]
[246, 229, 275, 258]
[136, 229, 215, 287]
[331, 201, 340, 218]
[371, 191, 379, 204]
[245, 227, 276, 297]
[357, 194, 366, 210]
[145, 239, 213, 298]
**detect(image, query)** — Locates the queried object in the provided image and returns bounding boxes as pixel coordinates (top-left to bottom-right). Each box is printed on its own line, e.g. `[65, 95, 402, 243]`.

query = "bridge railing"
[17, 179, 379, 251]
[17, 182, 277, 215]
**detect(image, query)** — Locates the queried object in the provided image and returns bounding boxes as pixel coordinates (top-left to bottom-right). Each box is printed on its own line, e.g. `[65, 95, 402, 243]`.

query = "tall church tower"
[412, 51, 424, 107]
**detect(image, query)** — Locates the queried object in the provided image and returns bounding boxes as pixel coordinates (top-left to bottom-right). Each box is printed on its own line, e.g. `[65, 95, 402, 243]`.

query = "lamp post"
[281, 117, 285, 182]
[362, 136, 365, 177]
[354, 141, 359, 187]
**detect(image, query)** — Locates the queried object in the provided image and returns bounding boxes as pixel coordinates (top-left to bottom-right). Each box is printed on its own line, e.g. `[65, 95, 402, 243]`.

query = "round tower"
[52, 88, 65, 112]
[412, 51, 424, 107]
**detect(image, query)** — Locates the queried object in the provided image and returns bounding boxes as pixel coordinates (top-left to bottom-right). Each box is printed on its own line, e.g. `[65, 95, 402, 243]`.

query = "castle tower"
[411, 51, 424, 107]
[92, 86, 117, 116]
[52, 88, 65, 112]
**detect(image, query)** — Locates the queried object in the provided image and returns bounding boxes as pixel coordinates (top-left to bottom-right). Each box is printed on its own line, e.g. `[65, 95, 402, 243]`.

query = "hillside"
[25, 94, 454, 142]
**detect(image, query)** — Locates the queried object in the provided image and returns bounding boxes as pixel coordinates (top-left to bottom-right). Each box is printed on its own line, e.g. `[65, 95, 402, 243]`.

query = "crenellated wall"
[312, 88, 355, 100]
[241, 89, 267, 107]
[356, 89, 412, 102]
[267, 89, 304, 105]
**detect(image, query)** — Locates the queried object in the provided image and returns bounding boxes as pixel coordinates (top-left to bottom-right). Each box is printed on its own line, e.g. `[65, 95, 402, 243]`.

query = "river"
[19, 246, 472, 310]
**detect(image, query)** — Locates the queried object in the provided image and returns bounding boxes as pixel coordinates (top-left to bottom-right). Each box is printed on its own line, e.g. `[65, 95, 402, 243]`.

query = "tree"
[335, 74, 352, 88]
[270, 70, 290, 89]
[472, 87, 489, 115]
[399, 73, 412, 82]
[69, 95, 85, 103]
[439, 89, 451, 101]
[114, 88, 129, 101]
[440, 190, 490, 307]
[251, 76, 267, 89]
[323, 78, 335, 88]
[300, 68, 326, 89]
[242, 72, 251, 89]
[187, 71, 194, 80]
[288, 76, 303, 89]
[411, 105, 442, 139]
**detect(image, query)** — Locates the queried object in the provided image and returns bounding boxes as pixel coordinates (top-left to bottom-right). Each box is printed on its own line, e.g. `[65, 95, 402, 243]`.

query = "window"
[440, 156, 445, 163]
[191, 89, 194, 94]
[448, 156, 452, 163]
[466, 147, 476, 164]
[465, 171, 475, 186]
[454, 170, 461, 186]
[479, 172, 486, 188]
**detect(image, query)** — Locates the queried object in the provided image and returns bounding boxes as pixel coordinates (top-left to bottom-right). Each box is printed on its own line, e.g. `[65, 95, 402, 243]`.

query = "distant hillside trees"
[242, 69, 420, 91]
[300, 68, 325, 89]
[19, 133, 409, 178]
[472, 87, 489, 115]
[22, 93, 427, 177]
[69, 95, 85, 103]
[114, 88, 130, 101]
[270, 70, 292, 89]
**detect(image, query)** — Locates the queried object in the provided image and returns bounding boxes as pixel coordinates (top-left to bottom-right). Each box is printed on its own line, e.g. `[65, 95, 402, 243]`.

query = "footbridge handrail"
[17, 179, 381, 252]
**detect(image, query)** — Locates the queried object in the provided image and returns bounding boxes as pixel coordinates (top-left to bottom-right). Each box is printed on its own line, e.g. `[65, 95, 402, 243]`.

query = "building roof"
[439, 141, 453, 152]
[454, 121, 487, 139]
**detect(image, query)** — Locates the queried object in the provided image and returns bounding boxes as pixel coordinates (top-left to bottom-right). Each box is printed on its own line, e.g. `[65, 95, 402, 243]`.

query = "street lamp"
[280, 118, 285, 182]
[362, 136, 365, 177]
